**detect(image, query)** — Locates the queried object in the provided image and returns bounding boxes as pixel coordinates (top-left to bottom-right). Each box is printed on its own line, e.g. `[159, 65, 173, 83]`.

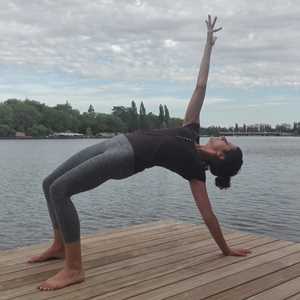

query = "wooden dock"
[1, 219, 300, 299]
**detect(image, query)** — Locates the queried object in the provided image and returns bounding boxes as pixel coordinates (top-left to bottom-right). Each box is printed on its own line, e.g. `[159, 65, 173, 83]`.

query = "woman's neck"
[194, 144, 212, 161]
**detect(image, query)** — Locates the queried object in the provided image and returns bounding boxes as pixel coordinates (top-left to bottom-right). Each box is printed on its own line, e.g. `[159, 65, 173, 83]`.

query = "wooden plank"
[0, 223, 197, 271]
[10, 240, 288, 299]
[0, 233, 253, 300]
[0, 233, 254, 299]
[88, 242, 298, 300]
[0, 225, 206, 281]
[286, 293, 300, 300]
[0, 233, 256, 299]
[1, 225, 230, 288]
[0, 220, 185, 263]
[246, 276, 300, 300]
[1, 221, 298, 300]
[168, 251, 300, 300]
[1, 222, 206, 267]
[2, 234, 262, 298]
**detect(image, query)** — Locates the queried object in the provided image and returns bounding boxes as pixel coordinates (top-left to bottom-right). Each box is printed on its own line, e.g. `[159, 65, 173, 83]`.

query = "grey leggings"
[42, 134, 135, 243]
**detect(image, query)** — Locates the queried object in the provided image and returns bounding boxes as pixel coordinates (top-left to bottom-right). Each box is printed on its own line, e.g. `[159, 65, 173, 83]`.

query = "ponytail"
[215, 176, 231, 189]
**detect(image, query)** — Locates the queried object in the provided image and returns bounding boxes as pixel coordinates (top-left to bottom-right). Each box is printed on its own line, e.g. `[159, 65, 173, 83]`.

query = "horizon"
[0, 1, 299, 127]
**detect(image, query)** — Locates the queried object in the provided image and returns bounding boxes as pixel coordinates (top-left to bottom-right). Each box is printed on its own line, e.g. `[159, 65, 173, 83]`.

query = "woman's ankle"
[51, 241, 65, 251]
[64, 262, 83, 272]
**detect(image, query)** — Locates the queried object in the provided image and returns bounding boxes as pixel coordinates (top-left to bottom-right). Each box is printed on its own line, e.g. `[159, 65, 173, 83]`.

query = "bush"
[0, 124, 16, 137]
[27, 124, 50, 137]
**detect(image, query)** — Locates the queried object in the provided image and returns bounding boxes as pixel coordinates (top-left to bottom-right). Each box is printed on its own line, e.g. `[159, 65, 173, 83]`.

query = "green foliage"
[0, 124, 15, 137]
[139, 101, 147, 129]
[129, 101, 139, 132]
[158, 104, 165, 127]
[164, 105, 170, 126]
[1, 98, 298, 138]
[27, 124, 50, 137]
[0, 104, 14, 126]
[88, 104, 95, 114]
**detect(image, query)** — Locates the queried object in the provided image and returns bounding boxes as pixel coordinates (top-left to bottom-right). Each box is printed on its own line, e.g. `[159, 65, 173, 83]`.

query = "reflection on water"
[0, 136, 300, 250]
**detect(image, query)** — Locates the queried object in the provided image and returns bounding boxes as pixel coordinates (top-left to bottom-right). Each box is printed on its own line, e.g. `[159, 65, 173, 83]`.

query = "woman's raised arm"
[182, 15, 222, 126]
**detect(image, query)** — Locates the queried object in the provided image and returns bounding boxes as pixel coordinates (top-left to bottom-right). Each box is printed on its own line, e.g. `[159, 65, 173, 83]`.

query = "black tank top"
[125, 123, 206, 182]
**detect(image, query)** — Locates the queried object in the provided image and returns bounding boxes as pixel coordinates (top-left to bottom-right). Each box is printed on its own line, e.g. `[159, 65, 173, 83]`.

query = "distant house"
[100, 132, 115, 137]
[96, 132, 115, 138]
[15, 132, 32, 138]
[48, 132, 85, 138]
[15, 132, 26, 137]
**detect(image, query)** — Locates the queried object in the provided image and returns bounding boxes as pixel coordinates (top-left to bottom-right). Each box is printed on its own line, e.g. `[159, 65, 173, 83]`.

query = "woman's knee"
[42, 175, 54, 193]
[49, 178, 68, 202]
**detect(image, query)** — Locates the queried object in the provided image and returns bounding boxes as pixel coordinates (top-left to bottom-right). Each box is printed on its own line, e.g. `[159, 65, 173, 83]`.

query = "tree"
[94, 113, 127, 133]
[88, 104, 95, 114]
[0, 124, 15, 137]
[79, 112, 98, 135]
[129, 100, 139, 131]
[139, 101, 147, 129]
[27, 124, 49, 137]
[85, 127, 93, 137]
[87, 104, 96, 120]
[168, 117, 182, 128]
[147, 112, 160, 129]
[12, 102, 42, 133]
[235, 123, 239, 132]
[0, 104, 14, 126]
[112, 106, 131, 122]
[164, 105, 170, 127]
[55, 101, 73, 113]
[159, 104, 165, 128]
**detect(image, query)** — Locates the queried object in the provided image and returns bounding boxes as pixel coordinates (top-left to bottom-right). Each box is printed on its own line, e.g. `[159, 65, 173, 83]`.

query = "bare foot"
[28, 245, 65, 263]
[38, 268, 85, 291]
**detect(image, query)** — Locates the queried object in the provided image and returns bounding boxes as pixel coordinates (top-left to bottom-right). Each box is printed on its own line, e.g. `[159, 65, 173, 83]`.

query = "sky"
[0, 0, 299, 127]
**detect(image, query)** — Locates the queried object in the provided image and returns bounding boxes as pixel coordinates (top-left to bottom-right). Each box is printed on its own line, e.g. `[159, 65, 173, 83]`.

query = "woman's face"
[208, 136, 237, 153]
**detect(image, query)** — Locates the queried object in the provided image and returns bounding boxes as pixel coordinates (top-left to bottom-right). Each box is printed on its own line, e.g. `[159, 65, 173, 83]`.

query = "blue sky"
[0, 0, 299, 127]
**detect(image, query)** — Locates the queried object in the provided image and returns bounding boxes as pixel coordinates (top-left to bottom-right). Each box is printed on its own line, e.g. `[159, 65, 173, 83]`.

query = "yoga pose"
[29, 15, 251, 291]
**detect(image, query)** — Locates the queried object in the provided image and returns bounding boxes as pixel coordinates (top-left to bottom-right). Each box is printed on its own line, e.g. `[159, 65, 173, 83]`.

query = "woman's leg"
[29, 139, 111, 263]
[38, 134, 135, 290]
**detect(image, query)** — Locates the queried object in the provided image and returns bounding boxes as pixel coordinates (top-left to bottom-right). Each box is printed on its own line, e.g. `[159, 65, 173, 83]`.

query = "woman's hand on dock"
[225, 248, 252, 257]
[206, 15, 222, 46]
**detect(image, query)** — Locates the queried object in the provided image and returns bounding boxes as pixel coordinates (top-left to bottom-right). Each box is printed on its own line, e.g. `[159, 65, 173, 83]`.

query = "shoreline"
[0, 134, 299, 140]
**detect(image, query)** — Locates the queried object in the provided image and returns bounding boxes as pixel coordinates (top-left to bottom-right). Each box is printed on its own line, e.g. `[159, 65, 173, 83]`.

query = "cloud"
[0, 0, 299, 87]
[0, 0, 299, 126]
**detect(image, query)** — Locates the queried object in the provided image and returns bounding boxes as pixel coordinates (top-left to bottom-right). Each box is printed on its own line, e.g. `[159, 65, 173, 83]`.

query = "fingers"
[205, 20, 209, 29]
[239, 249, 252, 255]
[212, 16, 217, 28]
[213, 27, 223, 33]
[206, 15, 220, 30]
[233, 248, 252, 256]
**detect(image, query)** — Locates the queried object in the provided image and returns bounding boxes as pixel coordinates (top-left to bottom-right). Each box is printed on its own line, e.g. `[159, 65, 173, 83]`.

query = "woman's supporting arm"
[189, 179, 252, 257]
[189, 179, 231, 255]
[183, 15, 222, 126]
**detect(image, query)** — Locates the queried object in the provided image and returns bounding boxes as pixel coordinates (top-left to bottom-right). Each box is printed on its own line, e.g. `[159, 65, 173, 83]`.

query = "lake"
[0, 136, 300, 250]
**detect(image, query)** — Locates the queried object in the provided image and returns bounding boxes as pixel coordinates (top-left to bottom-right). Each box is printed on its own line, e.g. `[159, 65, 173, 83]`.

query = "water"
[0, 136, 300, 250]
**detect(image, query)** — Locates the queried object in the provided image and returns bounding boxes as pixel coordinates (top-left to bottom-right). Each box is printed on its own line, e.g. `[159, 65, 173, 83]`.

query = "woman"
[29, 15, 251, 291]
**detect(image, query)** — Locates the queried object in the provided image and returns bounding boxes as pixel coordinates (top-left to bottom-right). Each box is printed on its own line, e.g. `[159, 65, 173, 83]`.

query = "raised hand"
[206, 15, 222, 46]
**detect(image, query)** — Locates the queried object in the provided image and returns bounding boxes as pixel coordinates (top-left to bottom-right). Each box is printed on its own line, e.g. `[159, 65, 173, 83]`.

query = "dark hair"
[208, 147, 243, 190]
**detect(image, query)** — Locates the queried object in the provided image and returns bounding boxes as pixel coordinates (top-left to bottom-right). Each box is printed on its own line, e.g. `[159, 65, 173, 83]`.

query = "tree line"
[0, 99, 182, 137]
[0, 98, 299, 137]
